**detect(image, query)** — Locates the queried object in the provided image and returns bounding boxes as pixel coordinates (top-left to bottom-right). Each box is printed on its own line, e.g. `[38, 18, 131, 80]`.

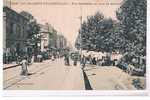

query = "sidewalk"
[3, 62, 20, 70]
[83, 65, 136, 90]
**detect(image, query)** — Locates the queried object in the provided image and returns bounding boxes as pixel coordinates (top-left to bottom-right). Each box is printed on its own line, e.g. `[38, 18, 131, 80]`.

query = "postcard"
[2, 0, 148, 96]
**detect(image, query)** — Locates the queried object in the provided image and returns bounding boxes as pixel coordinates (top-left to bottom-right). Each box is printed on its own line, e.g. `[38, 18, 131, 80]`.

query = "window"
[12, 23, 17, 34]
[16, 24, 21, 38]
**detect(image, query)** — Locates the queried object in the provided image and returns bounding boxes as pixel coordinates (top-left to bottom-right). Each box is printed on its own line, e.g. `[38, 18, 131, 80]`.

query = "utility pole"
[79, 7, 82, 26]
[79, 6, 83, 56]
[76, 6, 83, 57]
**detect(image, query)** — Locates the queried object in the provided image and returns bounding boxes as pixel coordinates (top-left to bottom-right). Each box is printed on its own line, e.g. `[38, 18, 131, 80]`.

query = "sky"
[5, 0, 123, 47]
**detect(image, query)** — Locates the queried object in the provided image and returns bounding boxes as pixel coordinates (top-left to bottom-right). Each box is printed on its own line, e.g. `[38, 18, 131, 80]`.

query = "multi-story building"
[48, 25, 57, 50]
[56, 34, 67, 49]
[39, 23, 59, 52]
[3, 6, 29, 56]
[39, 23, 50, 52]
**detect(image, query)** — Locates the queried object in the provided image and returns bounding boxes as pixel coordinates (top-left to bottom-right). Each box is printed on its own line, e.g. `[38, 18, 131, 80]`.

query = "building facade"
[56, 34, 67, 49]
[39, 23, 50, 52]
[48, 25, 57, 50]
[3, 7, 29, 57]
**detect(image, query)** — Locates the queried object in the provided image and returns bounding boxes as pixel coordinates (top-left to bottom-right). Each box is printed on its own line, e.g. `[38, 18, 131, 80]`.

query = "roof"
[3, 6, 29, 21]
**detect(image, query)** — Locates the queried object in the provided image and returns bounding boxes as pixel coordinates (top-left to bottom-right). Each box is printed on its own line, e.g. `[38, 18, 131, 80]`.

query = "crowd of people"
[63, 51, 121, 70]
[4, 48, 122, 76]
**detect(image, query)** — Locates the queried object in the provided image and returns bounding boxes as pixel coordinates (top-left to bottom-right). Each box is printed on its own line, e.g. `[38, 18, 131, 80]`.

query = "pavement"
[83, 65, 146, 90]
[3, 58, 85, 90]
[3, 59, 146, 90]
[3, 62, 19, 69]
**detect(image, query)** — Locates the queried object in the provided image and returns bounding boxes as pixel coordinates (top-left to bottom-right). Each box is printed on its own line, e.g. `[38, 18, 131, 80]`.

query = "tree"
[76, 12, 116, 52]
[116, 0, 146, 56]
[76, 0, 146, 60]
[20, 11, 41, 56]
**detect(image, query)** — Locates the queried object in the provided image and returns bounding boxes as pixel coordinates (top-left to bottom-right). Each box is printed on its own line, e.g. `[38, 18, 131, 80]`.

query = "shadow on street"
[82, 69, 93, 90]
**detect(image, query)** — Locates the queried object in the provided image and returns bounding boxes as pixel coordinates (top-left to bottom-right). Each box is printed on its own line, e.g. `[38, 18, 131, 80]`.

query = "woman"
[20, 56, 28, 76]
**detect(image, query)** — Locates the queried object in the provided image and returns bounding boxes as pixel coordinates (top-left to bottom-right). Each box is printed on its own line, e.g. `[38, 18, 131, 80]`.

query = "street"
[3, 58, 145, 90]
[3, 58, 84, 90]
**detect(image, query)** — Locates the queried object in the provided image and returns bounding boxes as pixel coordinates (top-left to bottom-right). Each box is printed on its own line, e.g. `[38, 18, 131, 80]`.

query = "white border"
[146, 0, 150, 96]
[0, 0, 150, 97]
[0, 0, 4, 96]
[2, 90, 149, 97]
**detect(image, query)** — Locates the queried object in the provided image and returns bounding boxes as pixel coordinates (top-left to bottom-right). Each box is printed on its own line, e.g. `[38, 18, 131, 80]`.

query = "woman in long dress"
[20, 57, 28, 76]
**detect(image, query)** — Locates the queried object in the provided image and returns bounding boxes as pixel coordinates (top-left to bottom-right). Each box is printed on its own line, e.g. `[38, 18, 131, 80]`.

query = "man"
[5, 49, 10, 64]
[37, 53, 43, 62]
[64, 53, 70, 66]
[92, 57, 97, 65]
[81, 55, 86, 70]
[73, 54, 78, 66]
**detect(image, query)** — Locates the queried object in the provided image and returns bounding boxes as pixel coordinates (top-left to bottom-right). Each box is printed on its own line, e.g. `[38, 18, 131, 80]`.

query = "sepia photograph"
[2, 0, 148, 96]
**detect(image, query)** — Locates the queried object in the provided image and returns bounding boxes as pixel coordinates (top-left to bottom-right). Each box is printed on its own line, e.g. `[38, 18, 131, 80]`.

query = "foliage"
[76, 12, 120, 52]
[116, 0, 146, 56]
[76, 0, 146, 58]
[20, 11, 41, 54]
